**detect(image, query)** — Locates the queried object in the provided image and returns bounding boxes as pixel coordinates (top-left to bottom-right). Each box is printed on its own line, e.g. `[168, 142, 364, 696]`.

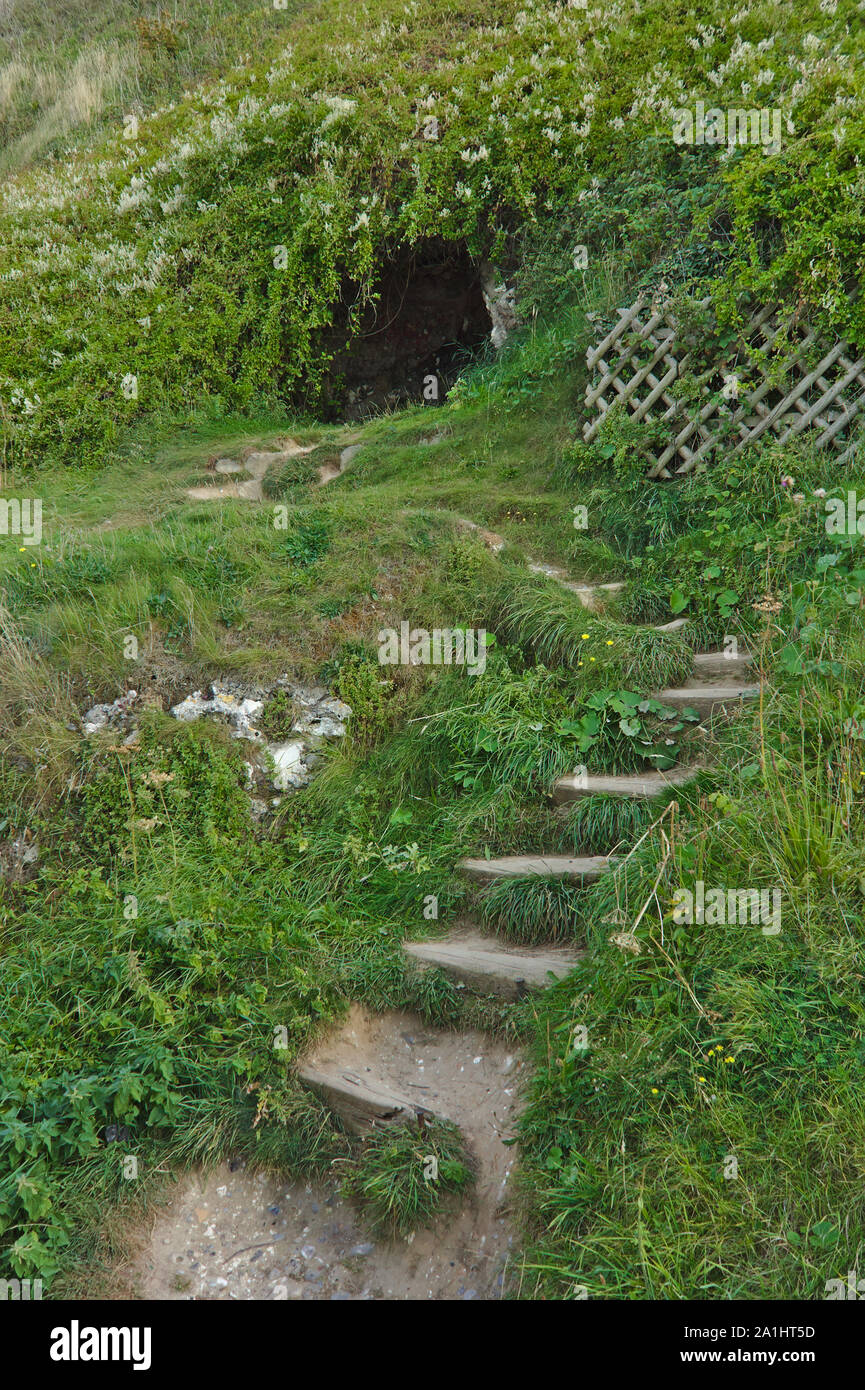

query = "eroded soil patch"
[123, 1008, 525, 1300]
[185, 439, 315, 502]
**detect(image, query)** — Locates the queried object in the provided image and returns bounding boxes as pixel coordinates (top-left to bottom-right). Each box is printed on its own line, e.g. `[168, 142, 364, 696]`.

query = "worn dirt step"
[553, 766, 699, 805]
[317, 441, 362, 486]
[692, 649, 753, 681]
[654, 683, 760, 721]
[454, 517, 506, 553]
[566, 580, 626, 612]
[452, 520, 625, 614]
[296, 1062, 434, 1134]
[403, 930, 584, 998]
[186, 438, 314, 503]
[527, 564, 626, 612]
[459, 854, 611, 883]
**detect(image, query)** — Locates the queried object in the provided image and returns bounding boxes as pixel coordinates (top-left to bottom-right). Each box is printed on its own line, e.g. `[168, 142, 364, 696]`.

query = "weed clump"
[480, 875, 584, 945]
[341, 1118, 474, 1235]
[260, 690, 298, 740]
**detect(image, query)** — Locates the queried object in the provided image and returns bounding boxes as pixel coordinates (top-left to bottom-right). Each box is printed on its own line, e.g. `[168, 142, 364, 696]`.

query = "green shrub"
[4, 0, 864, 465]
[333, 653, 394, 746]
[260, 690, 298, 740]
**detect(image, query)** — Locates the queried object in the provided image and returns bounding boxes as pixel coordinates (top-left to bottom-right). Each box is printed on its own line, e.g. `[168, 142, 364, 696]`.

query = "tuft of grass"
[260, 689, 298, 741]
[480, 875, 585, 945]
[0, 600, 79, 803]
[561, 793, 655, 856]
[166, 1086, 349, 1179]
[340, 1118, 474, 1236]
[489, 572, 693, 692]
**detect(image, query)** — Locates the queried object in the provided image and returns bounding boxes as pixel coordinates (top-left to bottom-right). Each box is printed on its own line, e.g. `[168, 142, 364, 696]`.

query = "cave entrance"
[322, 241, 492, 420]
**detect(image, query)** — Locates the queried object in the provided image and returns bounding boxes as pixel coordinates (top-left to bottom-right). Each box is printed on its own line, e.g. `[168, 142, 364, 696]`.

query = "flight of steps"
[294, 556, 761, 1140]
[653, 646, 757, 720]
[454, 638, 758, 882]
[527, 563, 627, 612]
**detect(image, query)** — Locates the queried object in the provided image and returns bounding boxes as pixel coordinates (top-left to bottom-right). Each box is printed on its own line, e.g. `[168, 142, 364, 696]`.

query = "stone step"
[296, 1062, 432, 1135]
[403, 931, 584, 999]
[692, 649, 753, 681]
[652, 617, 689, 632]
[459, 854, 611, 883]
[565, 580, 626, 613]
[653, 683, 760, 721]
[526, 566, 626, 612]
[553, 766, 699, 805]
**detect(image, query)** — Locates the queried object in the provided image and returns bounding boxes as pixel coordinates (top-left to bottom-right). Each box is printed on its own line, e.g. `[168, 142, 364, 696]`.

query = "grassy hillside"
[2, 0, 865, 466]
[0, 0, 301, 175]
[1, 0, 865, 1301]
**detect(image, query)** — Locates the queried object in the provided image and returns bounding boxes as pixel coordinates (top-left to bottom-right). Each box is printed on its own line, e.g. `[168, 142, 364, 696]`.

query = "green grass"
[4, 322, 865, 1296]
[0, 0, 303, 175]
[489, 573, 694, 692]
[340, 1118, 475, 1236]
[3, 0, 865, 1302]
[479, 877, 586, 946]
[515, 652, 865, 1299]
[561, 794, 657, 857]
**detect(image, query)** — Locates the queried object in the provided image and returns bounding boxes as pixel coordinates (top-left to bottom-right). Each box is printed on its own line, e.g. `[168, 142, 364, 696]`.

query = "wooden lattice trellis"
[583, 295, 865, 477]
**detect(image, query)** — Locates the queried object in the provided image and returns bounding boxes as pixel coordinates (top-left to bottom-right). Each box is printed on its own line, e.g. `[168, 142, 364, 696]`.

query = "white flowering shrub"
[0, 0, 862, 463]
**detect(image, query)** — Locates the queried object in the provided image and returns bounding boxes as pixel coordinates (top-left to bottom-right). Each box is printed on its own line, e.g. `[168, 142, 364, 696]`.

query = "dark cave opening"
[321, 241, 493, 420]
